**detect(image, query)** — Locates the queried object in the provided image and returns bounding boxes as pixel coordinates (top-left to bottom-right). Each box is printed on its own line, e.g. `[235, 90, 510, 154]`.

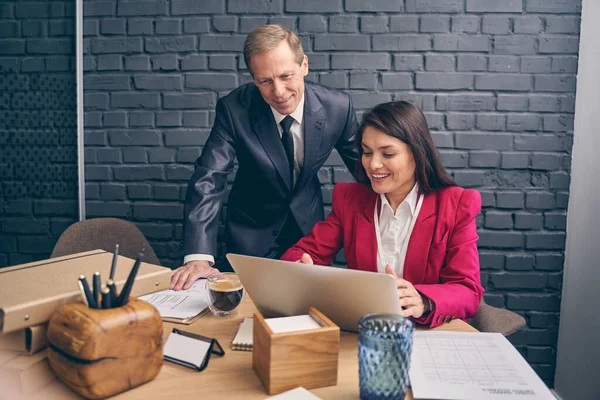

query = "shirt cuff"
[426, 297, 435, 314]
[183, 254, 215, 266]
[421, 295, 435, 316]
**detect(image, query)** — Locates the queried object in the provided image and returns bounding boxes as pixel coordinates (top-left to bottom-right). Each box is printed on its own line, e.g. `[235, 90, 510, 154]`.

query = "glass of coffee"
[204, 272, 244, 317]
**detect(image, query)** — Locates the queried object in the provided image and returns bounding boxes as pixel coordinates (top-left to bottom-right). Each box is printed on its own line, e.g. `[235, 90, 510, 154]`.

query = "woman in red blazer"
[281, 101, 484, 328]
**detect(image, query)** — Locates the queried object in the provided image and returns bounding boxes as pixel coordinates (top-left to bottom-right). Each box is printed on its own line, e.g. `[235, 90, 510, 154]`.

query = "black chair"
[51, 218, 161, 266]
[469, 298, 526, 336]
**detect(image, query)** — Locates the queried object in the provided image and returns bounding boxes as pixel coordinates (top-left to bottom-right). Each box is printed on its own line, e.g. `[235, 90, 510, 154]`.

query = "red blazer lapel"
[353, 193, 378, 273]
[403, 191, 437, 284]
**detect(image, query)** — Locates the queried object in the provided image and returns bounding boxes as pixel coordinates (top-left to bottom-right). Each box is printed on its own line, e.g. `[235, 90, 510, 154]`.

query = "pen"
[117, 251, 144, 307]
[109, 244, 119, 280]
[93, 272, 101, 306]
[79, 275, 97, 309]
[101, 287, 112, 309]
[107, 279, 118, 305]
[77, 280, 89, 307]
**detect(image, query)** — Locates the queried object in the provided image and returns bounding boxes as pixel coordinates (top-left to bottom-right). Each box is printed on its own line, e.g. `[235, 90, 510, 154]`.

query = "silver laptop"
[226, 253, 402, 332]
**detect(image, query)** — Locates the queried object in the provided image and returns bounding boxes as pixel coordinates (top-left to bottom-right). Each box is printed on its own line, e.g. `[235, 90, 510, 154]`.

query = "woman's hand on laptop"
[385, 265, 427, 318]
[170, 260, 220, 290]
[295, 253, 314, 264]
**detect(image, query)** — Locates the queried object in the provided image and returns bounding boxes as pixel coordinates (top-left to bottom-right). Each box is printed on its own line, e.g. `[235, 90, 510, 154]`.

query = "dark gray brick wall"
[81, 0, 581, 385]
[0, 1, 78, 267]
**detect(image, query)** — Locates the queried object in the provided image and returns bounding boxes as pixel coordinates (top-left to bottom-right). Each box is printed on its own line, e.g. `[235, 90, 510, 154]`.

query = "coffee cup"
[204, 272, 244, 317]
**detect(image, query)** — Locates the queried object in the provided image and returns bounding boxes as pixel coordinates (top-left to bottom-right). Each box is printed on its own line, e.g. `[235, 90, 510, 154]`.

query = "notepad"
[231, 318, 254, 351]
[265, 315, 322, 334]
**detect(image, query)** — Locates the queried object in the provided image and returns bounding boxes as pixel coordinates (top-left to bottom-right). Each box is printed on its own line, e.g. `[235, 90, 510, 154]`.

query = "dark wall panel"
[0, 1, 78, 267]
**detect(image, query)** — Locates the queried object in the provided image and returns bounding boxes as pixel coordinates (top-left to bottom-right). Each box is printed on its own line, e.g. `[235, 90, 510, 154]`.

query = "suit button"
[436, 314, 443, 323]
[272, 230, 279, 236]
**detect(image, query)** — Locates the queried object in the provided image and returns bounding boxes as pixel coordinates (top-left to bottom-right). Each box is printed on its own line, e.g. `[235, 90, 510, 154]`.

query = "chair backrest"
[51, 218, 161, 266]
[469, 298, 526, 336]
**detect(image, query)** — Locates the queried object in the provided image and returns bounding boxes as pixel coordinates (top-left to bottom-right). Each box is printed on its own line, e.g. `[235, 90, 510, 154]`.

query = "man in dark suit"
[171, 24, 358, 290]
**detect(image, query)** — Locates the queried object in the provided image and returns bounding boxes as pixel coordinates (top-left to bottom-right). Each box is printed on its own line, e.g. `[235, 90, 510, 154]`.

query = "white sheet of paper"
[409, 331, 556, 400]
[139, 279, 209, 319]
[265, 315, 322, 334]
[266, 387, 321, 400]
[163, 332, 211, 369]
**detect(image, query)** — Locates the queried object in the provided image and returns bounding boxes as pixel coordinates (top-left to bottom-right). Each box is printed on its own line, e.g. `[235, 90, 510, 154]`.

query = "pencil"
[93, 272, 101, 306]
[79, 275, 97, 309]
[109, 244, 119, 280]
[117, 251, 144, 306]
[101, 287, 112, 309]
[77, 280, 89, 307]
[106, 279, 118, 305]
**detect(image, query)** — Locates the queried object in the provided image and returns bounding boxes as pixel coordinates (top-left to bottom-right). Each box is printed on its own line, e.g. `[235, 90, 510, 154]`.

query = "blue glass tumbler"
[358, 314, 414, 400]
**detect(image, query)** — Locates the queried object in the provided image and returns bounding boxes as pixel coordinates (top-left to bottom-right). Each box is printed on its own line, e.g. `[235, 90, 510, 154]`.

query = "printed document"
[139, 279, 209, 320]
[409, 331, 555, 400]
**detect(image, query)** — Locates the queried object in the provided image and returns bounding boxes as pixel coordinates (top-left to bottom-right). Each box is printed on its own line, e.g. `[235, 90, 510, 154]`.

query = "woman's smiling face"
[361, 125, 416, 198]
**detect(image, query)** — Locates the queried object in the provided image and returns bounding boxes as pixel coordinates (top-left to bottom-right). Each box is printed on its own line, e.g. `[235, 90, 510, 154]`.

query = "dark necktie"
[280, 115, 295, 185]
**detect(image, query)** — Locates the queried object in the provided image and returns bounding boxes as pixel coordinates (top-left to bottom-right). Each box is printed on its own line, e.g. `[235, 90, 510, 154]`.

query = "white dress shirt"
[184, 96, 306, 266]
[374, 183, 424, 278]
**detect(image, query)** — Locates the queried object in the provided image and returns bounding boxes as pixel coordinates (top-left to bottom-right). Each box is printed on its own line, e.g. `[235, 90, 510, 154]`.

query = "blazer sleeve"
[182, 98, 237, 257]
[281, 184, 346, 265]
[335, 94, 360, 180]
[413, 189, 484, 328]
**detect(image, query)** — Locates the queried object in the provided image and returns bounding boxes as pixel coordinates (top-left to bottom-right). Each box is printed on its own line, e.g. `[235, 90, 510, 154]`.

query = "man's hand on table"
[170, 260, 220, 290]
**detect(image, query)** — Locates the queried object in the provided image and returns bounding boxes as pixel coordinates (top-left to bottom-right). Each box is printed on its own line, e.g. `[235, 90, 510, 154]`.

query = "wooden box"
[46, 298, 163, 399]
[253, 307, 340, 395]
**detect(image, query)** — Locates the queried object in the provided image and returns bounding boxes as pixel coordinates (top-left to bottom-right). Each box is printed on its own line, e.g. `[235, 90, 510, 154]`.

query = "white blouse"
[374, 183, 424, 278]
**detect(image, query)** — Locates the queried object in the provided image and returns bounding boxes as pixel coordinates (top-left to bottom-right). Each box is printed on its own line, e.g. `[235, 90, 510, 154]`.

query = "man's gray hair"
[243, 24, 305, 75]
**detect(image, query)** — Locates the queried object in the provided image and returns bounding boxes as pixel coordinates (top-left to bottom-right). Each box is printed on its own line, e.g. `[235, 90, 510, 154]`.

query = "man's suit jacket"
[281, 182, 484, 328]
[182, 82, 359, 259]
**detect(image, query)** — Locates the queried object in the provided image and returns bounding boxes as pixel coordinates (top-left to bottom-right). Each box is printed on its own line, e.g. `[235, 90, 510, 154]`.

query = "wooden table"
[34, 297, 477, 400]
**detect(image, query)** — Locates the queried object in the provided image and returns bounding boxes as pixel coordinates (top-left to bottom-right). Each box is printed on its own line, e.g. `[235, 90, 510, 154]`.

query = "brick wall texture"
[0, 1, 78, 266]
[2, 0, 583, 386]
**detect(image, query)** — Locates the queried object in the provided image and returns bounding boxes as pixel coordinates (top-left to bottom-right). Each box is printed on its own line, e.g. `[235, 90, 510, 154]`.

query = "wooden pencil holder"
[253, 307, 340, 395]
[46, 298, 163, 399]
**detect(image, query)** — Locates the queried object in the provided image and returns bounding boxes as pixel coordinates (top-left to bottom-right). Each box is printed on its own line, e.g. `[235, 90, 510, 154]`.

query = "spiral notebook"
[231, 318, 253, 351]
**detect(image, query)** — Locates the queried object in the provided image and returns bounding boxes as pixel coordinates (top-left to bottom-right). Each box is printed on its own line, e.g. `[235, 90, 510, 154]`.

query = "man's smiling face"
[250, 40, 309, 115]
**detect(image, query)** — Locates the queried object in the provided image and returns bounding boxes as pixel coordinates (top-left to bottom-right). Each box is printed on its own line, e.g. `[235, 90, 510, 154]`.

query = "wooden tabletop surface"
[33, 296, 477, 400]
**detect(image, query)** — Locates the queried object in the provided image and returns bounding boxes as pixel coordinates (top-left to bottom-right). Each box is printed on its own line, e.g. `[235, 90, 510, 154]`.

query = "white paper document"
[409, 332, 556, 400]
[265, 315, 322, 334]
[266, 387, 322, 400]
[163, 332, 211, 369]
[139, 279, 209, 319]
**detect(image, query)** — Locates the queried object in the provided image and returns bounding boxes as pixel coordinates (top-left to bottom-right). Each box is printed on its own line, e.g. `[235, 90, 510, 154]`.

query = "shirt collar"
[270, 94, 305, 126]
[380, 182, 420, 216]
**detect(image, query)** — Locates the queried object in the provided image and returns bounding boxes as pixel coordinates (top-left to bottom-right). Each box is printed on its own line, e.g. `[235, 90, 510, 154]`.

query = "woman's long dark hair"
[356, 101, 456, 194]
